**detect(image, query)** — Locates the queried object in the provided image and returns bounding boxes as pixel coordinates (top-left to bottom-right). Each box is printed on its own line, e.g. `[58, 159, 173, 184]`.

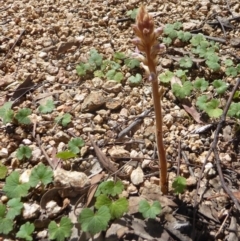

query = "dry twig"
[192, 78, 240, 239]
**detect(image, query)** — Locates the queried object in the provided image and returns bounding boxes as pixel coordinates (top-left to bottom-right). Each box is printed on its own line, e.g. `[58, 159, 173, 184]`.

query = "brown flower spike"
[132, 6, 168, 194]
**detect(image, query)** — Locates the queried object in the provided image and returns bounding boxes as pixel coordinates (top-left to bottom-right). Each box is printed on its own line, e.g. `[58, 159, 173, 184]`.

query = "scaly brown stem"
[132, 6, 168, 194]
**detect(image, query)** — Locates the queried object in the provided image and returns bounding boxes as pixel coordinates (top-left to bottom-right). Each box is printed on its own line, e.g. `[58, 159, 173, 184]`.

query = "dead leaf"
[11, 76, 34, 100]
[86, 173, 104, 207]
[182, 103, 203, 123]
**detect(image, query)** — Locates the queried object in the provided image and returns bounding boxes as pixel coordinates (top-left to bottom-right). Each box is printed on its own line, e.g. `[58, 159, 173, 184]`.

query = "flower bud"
[131, 52, 146, 62]
[151, 43, 166, 54]
[154, 27, 163, 37]
[148, 72, 156, 82]
[132, 38, 141, 45]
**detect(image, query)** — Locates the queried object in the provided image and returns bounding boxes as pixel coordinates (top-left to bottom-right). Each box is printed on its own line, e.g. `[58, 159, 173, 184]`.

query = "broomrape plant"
[131, 6, 168, 194]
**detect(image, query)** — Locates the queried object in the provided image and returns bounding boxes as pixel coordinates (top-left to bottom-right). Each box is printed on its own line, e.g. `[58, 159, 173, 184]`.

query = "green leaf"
[175, 69, 188, 81]
[164, 24, 174, 34]
[233, 91, 240, 100]
[16, 222, 35, 241]
[114, 52, 126, 60]
[29, 163, 53, 187]
[127, 73, 142, 86]
[0, 164, 8, 179]
[224, 59, 234, 67]
[212, 79, 228, 94]
[56, 151, 76, 160]
[225, 66, 238, 77]
[193, 78, 209, 92]
[3, 171, 30, 198]
[228, 103, 240, 118]
[205, 99, 223, 118]
[124, 58, 140, 69]
[206, 60, 220, 71]
[109, 197, 128, 219]
[192, 44, 208, 57]
[158, 70, 174, 83]
[162, 37, 172, 45]
[139, 200, 161, 219]
[68, 137, 85, 154]
[95, 195, 128, 220]
[39, 99, 55, 114]
[164, 24, 178, 39]
[89, 49, 103, 67]
[179, 56, 193, 68]
[105, 69, 116, 80]
[190, 34, 206, 46]
[15, 108, 31, 124]
[0, 217, 14, 234]
[0, 203, 6, 217]
[126, 8, 138, 19]
[177, 31, 192, 42]
[112, 72, 124, 82]
[95, 180, 124, 197]
[16, 146, 32, 160]
[108, 61, 121, 71]
[237, 64, 240, 73]
[94, 70, 104, 78]
[196, 95, 208, 111]
[0, 101, 14, 124]
[172, 81, 192, 98]
[172, 176, 186, 194]
[48, 217, 73, 241]
[78, 206, 111, 235]
[6, 198, 23, 219]
[76, 63, 88, 76]
[173, 22, 182, 30]
[205, 54, 220, 71]
[55, 113, 72, 127]
[95, 194, 112, 209]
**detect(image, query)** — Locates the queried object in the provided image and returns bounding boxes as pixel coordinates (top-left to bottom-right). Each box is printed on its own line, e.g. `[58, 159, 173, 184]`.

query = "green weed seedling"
[16, 222, 35, 241]
[126, 8, 138, 20]
[38, 99, 55, 114]
[0, 164, 8, 179]
[16, 146, 32, 161]
[1, 164, 54, 239]
[159, 23, 240, 119]
[68, 137, 85, 154]
[48, 217, 73, 241]
[76, 49, 141, 84]
[56, 137, 85, 160]
[172, 176, 187, 194]
[55, 113, 72, 127]
[0, 102, 32, 125]
[78, 180, 128, 235]
[138, 200, 162, 219]
[163, 22, 191, 45]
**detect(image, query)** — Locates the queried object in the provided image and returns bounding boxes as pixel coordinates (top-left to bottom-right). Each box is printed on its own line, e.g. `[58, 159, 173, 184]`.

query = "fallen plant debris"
[0, 0, 240, 240]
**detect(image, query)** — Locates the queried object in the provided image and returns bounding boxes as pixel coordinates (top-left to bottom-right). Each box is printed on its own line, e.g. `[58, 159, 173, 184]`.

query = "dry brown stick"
[117, 109, 152, 139]
[181, 151, 194, 177]
[176, 139, 181, 176]
[215, 207, 232, 238]
[89, 134, 128, 177]
[192, 78, 240, 239]
[36, 134, 56, 170]
[215, 16, 227, 38]
[213, 78, 240, 211]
